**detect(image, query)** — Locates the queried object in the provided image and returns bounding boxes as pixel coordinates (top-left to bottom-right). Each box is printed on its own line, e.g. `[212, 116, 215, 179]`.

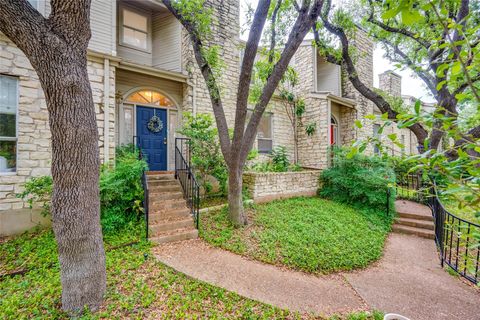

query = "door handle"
[163, 137, 167, 145]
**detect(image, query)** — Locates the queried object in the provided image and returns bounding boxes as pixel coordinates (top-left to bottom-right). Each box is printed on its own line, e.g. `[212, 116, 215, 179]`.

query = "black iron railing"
[429, 182, 480, 284]
[392, 170, 479, 284]
[395, 172, 426, 203]
[174, 138, 200, 229]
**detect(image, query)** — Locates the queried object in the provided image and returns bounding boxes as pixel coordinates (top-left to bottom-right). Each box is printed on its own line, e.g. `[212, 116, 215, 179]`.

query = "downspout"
[103, 58, 110, 164]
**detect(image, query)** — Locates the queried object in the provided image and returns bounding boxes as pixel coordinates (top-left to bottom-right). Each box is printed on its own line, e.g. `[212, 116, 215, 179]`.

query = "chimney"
[379, 70, 402, 97]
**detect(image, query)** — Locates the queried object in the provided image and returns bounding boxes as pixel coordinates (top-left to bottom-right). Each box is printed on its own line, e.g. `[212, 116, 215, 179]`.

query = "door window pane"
[0, 141, 16, 172]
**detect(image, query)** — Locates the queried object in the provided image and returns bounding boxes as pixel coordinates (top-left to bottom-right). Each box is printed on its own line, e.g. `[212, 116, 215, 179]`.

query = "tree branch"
[320, 1, 429, 147]
[240, 0, 325, 164]
[366, 0, 431, 49]
[162, 0, 232, 159]
[230, 0, 271, 166]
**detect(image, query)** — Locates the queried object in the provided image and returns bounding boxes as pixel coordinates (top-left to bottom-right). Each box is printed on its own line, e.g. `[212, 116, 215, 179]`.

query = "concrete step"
[397, 211, 433, 222]
[148, 174, 175, 181]
[149, 208, 191, 223]
[148, 179, 179, 187]
[150, 217, 195, 234]
[150, 198, 187, 211]
[149, 191, 184, 202]
[395, 217, 434, 230]
[147, 171, 175, 175]
[149, 184, 182, 193]
[150, 228, 198, 244]
[392, 224, 435, 239]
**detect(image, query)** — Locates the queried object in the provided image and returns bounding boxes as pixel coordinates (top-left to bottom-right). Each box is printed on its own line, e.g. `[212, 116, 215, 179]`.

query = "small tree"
[163, 0, 325, 225]
[0, 0, 105, 313]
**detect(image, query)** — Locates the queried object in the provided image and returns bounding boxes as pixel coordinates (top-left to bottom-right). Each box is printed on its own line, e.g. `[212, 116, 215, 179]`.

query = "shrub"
[178, 112, 228, 195]
[99, 147, 147, 232]
[319, 148, 396, 212]
[247, 145, 301, 173]
[16, 146, 147, 232]
[16, 176, 53, 217]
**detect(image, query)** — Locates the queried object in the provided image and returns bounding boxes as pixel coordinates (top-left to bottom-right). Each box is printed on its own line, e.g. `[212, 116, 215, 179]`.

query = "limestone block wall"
[182, 0, 240, 127]
[297, 97, 329, 169]
[0, 35, 116, 223]
[341, 30, 375, 148]
[243, 170, 321, 203]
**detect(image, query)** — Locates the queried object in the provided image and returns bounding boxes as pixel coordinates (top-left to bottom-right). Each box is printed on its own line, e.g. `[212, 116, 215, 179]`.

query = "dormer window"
[120, 7, 151, 52]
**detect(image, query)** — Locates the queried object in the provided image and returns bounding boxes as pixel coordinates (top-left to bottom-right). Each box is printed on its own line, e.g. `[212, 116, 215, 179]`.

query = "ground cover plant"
[0, 222, 383, 320]
[200, 197, 392, 274]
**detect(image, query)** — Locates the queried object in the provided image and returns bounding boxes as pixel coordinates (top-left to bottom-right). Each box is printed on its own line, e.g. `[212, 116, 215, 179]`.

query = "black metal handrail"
[392, 170, 479, 284]
[429, 181, 480, 284]
[174, 138, 200, 229]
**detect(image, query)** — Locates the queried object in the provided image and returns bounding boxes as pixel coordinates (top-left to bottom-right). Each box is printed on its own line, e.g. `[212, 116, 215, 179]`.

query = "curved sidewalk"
[154, 234, 480, 319]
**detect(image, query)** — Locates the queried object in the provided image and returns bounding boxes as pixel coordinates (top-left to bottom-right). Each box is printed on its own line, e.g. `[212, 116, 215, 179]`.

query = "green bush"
[178, 112, 228, 195]
[16, 176, 53, 217]
[16, 146, 147, 232]
[319, 148, 396, 212]
[248, 145, 302, 173]
[99, 146, 147, 232]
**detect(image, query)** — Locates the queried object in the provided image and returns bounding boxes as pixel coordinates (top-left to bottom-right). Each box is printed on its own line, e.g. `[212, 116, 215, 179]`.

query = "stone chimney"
[379, 70, 402, 97]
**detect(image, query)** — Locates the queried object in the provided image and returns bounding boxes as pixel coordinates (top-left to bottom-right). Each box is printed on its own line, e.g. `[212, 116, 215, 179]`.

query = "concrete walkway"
[154, 233, 480, 319]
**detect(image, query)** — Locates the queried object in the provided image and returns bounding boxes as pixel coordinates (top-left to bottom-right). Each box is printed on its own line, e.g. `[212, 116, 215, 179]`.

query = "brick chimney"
[379, 70, 402, 97]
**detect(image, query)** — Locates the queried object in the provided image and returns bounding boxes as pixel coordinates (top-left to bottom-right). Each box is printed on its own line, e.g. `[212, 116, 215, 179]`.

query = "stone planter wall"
[243, 170, 321, 203]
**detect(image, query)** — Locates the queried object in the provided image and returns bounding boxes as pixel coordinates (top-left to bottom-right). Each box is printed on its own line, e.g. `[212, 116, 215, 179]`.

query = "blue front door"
[136, 106, 167, 171]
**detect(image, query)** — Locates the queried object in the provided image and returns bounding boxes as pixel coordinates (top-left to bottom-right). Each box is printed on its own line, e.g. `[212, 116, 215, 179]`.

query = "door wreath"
[147, 115, 163, 133]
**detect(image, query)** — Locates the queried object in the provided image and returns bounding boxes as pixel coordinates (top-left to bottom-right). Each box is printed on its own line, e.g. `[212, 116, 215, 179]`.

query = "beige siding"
[90, 0, 116, 55]
[42, 0, 115, 55]
[116, 69, 183, 106]
[152, 12, 182, 72]
[316, 56, 341, 95]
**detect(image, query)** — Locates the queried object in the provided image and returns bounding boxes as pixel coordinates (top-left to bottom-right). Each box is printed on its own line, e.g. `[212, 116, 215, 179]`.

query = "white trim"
[0, 74, 19, 175]
[122, 86, 180, 108]
[118, 4, 152, 53]
[103, 58, 110, 163]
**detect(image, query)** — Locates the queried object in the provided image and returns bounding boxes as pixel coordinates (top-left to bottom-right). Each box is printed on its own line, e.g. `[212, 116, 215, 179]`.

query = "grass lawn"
[0, 222, 383, 320]
[200, 197, 392, 274]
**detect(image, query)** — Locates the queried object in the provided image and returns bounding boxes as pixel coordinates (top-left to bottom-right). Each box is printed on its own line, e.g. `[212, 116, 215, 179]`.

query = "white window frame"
[0, 75, 19, 175]
[257, 112, 273, 154]
[118, 5, 152, 53]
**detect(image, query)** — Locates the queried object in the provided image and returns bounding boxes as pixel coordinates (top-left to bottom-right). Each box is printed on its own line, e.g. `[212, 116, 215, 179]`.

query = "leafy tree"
[314, 0, 479, 212]
[163, 0, 325, 225]
[0, 0, 105, 313]
[178, 112, 228, 195]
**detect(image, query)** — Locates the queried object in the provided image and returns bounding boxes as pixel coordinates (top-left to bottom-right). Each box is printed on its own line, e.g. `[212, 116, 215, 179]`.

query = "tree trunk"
[227, 166, 247, 226]
[39, 51, 106, 314]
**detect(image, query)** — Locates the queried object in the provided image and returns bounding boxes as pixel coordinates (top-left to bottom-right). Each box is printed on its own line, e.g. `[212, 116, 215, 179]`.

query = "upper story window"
[0, 75, 18, 173]
[373, 123, 381, 155]
[120, 7, 151, 52]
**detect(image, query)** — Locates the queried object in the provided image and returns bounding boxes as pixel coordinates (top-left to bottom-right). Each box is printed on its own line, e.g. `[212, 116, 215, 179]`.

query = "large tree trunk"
[227, 166, 247, 226]
[0, 0, 106, 314]
[42, 55, 106, 313]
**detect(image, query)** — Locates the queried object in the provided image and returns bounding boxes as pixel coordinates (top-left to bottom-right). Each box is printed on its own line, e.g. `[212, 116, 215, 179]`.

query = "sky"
[239, 0, 436, 103]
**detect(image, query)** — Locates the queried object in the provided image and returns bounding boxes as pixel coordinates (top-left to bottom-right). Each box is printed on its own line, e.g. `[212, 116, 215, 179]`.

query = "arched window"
[125, 90, 174, 107]
[330, 116, 339, 145]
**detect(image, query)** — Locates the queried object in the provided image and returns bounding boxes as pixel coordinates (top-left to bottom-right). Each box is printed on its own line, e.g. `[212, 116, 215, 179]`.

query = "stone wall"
[0, 35, 116, 235]
[341, 30, 375, 149]
[182, 0, 240, 127]
[243, 170, 321, 203]
[297, 96, 329, 169]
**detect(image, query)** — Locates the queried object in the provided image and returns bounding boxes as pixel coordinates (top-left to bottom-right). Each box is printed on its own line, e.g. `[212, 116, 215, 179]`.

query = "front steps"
[393, 200, 435, 239]
[146, 172, 198, 244]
